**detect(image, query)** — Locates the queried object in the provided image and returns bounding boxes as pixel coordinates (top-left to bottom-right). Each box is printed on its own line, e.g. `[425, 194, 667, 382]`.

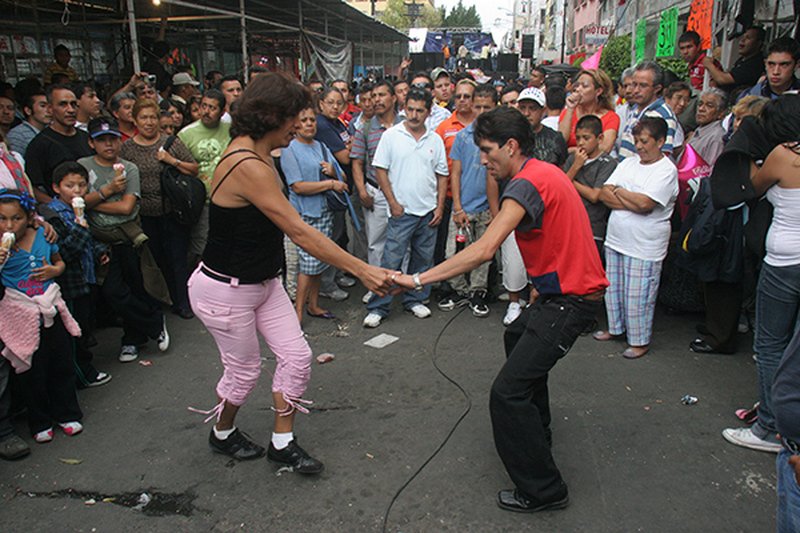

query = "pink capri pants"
[187, 265, 312, 415]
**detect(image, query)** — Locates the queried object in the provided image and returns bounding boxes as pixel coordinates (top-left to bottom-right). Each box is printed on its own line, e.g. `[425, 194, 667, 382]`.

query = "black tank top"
[202, 150, 284, 282]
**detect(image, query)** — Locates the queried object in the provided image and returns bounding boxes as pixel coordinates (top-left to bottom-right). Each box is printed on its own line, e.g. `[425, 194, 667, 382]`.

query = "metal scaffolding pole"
[126, 0, 141, 72]
[240, 0, 248, 80]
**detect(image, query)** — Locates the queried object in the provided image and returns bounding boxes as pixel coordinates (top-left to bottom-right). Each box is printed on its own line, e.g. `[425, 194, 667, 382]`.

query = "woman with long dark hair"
[187, 73, 395, 472]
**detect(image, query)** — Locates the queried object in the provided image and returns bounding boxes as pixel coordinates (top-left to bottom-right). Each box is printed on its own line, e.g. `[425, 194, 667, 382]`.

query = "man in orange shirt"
[433, 79, 477, 265]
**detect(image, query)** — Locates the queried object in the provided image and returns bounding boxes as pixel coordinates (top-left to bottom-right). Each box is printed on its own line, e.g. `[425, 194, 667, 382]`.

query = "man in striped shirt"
[617, 61, 678, 161]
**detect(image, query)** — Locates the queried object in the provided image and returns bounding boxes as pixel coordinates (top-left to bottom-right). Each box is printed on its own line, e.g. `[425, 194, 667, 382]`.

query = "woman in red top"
[559, 69, 620, 154]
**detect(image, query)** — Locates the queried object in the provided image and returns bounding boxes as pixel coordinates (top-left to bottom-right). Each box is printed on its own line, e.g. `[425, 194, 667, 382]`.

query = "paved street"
[1, 294, 776, 532]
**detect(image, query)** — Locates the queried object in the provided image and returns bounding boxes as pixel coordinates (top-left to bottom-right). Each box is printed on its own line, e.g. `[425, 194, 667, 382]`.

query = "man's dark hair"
[405, 87, 433, 110]
[14, 78, 43, 108]
[767, 37, 800, 61]
[575, 115, 603, 137]
[52, 161, 89, 186]
[249, 66, 268, 77]
[205, 70, 222, 82]
[358, 82, 374, 95]
[411, 72, 433, 88]
[20, 90, 46, 116]
[545, 85, 566, 111]
[45, 83, 75, 102]
[331, 78, 349, 88]
[474, 83, 499, 104]
[632, 116, 668, 141]
[748, 26, 767, 44]
[665, 80, 691, 98]
[678, 31, 701, 46]
[501, 83, 522, 97]
[202, 88, 226, 111]
[634, 60, 665, 89]
[473, 107, 534, 156]
[231, 72, 312, 140]
[371, 78, 395, 95]
[71, 81, 94, 99]
[54, 44, 69, 55]
[217, 75, 242, 89]
[532, 65, 547, 77]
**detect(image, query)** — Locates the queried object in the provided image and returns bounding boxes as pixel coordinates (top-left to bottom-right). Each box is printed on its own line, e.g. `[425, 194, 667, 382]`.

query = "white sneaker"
[722, 427, 781, 453]
[408, 303, 431, 319]
[503, 301, 523, 326]
[362, 291, 374, 304]
[157, 316, 170, 352]
[119, 345, 139, 363]
[363, 312, 383, 328]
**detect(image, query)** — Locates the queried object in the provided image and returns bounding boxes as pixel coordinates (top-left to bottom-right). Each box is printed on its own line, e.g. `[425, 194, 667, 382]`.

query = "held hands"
[359, 265, 403, 296]
[329, 180, 349, 193]
[30, 258, 63, 282]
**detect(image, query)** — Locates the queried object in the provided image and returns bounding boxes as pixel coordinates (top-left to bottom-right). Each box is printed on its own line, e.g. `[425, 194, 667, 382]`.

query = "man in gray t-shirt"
[78, 156, 140, 229]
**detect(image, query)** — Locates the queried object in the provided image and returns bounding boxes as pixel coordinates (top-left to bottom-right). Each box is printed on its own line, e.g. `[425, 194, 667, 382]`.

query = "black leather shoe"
[496, 489, 569, 513]
[689, 338, 716, 353]
[209, 428, 266, 461]
[267, 439, 324, 474]
[173, 307, 195, 320]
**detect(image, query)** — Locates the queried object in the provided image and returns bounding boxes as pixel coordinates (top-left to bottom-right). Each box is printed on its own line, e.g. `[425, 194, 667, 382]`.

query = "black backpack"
[160, 136, 206, 225]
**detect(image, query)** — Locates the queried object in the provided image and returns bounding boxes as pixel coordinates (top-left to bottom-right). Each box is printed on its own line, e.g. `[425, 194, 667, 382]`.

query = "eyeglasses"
[412, 82, 432, 90]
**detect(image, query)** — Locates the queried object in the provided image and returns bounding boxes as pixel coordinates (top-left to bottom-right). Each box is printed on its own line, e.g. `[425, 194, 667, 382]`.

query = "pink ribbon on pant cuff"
[188, 399, 226, 424]
[271, 392, 312, 416]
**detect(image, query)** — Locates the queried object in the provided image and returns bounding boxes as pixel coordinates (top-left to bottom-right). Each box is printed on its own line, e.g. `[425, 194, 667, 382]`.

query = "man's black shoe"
[689, 338, 716, 353]
[267, 439, 324, 474]
[209, 428, 265, 461]
[496, 489, 569, 513]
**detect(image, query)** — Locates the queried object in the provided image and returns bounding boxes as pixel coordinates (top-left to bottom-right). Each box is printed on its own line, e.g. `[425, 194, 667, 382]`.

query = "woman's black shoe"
[267, 440, 324, 474]
[208, 428, 265, 460]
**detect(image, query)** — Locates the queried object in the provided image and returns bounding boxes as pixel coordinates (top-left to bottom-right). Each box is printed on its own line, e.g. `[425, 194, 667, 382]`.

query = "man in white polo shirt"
[363, 88, 449, 328]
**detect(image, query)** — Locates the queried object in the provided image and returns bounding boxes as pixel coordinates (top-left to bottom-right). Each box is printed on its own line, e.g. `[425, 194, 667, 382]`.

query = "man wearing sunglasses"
[408, 73, 451, 131]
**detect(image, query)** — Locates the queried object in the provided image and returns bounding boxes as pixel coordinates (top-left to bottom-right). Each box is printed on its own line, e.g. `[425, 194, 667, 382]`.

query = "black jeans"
[0, 356, 13, 440]
[491, 294, 600, 503]
[102, 243, 163, 346]
[68, 292, 100, 384]
[17, 316, 83, 434]
[433, 197, 452, 266]
[142, 215, 191, 313]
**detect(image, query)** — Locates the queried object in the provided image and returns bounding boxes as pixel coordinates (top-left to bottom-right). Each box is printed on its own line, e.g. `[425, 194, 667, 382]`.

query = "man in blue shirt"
[438, 84, 497, 318]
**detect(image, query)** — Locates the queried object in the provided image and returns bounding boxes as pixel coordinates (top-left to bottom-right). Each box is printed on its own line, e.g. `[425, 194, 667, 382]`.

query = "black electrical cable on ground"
[380, 307, 473, 533]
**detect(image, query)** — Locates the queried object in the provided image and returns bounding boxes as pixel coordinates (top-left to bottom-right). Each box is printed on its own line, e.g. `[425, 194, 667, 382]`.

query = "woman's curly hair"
[231, 73, 312, 140]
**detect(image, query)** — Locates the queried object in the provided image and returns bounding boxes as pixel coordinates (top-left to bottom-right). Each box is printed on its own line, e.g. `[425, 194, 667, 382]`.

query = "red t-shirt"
[689, 52, 722, 91]
[501, 158, 608, 296]
[559, 109, 621, 147]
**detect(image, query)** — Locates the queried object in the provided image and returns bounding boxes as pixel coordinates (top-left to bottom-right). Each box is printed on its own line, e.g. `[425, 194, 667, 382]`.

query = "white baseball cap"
[517, 87, 546, 107]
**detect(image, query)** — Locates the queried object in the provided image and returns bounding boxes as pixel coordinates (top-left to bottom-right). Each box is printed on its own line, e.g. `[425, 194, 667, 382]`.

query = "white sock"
[271, 431, 294, 450]
[213, 425, 236, 440]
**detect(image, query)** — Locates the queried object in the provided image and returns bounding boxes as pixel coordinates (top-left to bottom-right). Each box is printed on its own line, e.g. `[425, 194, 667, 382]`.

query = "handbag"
[319, 145, 348, 212]
[160, 136, 206, 226]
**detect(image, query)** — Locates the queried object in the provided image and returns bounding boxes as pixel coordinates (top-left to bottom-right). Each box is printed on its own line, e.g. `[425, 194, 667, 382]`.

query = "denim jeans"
[777, 449, 800, 533]
[753, 263, 800, 439]
[367, 211, 436, 317]
[492, 294, 600, 502]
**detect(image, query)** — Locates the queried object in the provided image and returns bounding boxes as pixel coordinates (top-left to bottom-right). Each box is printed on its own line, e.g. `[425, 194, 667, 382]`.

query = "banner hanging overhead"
[657, 7, 679, 57]
[636, 18, 647, 62]
[301, 32, 352, 83]
[687, 0, 714, 49]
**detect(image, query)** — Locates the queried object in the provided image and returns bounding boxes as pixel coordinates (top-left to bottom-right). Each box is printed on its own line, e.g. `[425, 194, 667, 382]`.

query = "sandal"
[306, 310, 336, 320]
[593, 330, 624, 341]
